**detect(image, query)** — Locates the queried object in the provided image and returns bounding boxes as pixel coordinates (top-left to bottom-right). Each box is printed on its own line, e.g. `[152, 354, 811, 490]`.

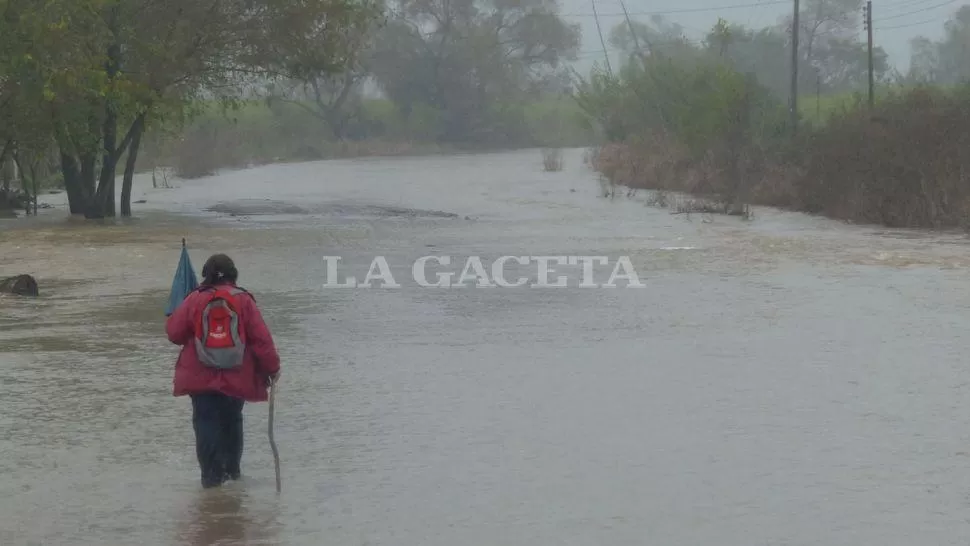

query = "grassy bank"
[798, 91, 868, 126]
[135, 97, 596, 179]
[796, 84, 969, 127]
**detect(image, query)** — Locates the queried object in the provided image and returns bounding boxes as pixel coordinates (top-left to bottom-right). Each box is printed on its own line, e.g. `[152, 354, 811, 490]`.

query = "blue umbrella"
[165, 238, 199, 316]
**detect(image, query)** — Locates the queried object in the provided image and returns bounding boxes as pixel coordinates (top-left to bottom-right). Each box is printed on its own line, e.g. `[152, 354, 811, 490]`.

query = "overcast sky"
[560, 0, 966, 75]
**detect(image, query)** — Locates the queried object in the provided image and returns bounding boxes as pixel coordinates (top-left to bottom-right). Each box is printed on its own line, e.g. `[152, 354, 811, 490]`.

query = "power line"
[874, 16, 945, 29]
[559, 0, 790, 18]
[574, 40, 700, 57]
[590, 0, 614, 75]
[569, 1, 956, 60]
[872, 0, 960, 22]
[880, 0, 947, 12]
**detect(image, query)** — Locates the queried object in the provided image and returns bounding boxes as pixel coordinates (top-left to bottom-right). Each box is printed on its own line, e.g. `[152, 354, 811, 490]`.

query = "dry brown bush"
[590, 136, 739, 212]
[590, 87, 970, 229]
[796, 87, 970, 228]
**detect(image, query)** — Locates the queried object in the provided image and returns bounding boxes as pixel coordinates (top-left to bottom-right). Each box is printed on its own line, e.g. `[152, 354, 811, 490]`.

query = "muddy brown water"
[4, 149, 970, 545]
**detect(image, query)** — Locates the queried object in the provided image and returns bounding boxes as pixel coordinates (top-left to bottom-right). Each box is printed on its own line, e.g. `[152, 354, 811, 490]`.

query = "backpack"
[194, 286, 247, 370]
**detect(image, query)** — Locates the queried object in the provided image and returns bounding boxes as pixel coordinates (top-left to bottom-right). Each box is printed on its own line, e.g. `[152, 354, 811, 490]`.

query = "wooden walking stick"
[268, 376, 281, 493]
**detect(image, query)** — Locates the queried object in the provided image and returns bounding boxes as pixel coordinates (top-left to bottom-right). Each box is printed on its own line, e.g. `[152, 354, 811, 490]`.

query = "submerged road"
[3, 149, 970, 545]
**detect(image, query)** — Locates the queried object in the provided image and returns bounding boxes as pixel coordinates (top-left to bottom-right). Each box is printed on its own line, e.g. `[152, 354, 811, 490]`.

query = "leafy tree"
[0, 0, 383, 219]
[263, 0, 385, 140]
[368, 0, 580, 145]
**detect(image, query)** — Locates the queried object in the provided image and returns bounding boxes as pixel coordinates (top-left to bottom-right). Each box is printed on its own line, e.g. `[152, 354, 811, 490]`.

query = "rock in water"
[0, 274, 39, 297]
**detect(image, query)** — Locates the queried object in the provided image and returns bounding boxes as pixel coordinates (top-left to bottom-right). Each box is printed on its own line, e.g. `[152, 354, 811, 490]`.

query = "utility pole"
[619, 0, 645, 63]
[789, 0, 800, 134]
[864, 0, 874, 109]
[591, 0, 613, 77]
[619, 0, 669, 133]
[815, 66, 821, 121]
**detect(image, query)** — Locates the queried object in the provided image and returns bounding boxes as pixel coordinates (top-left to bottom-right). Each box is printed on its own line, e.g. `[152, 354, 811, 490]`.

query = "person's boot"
[202, 473, 225, 488]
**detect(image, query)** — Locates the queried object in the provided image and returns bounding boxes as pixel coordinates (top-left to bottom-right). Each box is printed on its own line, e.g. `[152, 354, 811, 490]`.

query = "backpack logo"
[195, 288, 246, 370]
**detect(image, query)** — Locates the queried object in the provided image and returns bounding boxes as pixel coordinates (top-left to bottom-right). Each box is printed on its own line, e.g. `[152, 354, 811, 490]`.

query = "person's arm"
[166, 293, 196, 345]
[243, 297, 281, 377]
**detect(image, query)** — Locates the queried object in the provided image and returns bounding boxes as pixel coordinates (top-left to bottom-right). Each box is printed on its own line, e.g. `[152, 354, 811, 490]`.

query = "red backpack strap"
[230, 286, 252, 301]
[196, 284, 249, 299]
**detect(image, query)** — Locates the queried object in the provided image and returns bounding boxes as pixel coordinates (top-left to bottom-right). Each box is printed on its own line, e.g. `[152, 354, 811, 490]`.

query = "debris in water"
[0, 274, 39, 297]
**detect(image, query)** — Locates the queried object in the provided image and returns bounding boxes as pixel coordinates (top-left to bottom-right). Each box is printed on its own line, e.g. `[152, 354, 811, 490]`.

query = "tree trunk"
[12, 154, 30, 216]
[121, 114, 145, 217]
[96, 105, 120, 218]
[60, 152, 85, 215]
[330, 113, 346, 140]
[312, 75, 356, 140]
[0, 140, 12, 194]
[104, 172, 116, 216]
[31, 163, 38, 216]
[80, 153, 95, 197]
[80, 152, 103, 219]
[94, 2, 122, 219]
[1, 157, 13, 195]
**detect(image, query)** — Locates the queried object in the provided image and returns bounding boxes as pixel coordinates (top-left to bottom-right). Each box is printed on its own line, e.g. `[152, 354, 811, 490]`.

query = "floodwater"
[3, 148, 970, 545]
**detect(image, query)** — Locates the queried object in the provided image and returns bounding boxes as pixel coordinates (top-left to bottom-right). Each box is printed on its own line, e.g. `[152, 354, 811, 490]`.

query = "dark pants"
[190, 392, 245, 488]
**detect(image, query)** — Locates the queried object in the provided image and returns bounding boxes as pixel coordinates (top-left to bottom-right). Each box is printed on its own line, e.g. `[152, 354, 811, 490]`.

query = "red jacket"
[166, 282, 281, 402]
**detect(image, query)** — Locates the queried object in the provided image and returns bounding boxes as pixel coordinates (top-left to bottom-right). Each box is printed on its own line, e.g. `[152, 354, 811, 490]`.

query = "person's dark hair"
[201, 254, 238, 285]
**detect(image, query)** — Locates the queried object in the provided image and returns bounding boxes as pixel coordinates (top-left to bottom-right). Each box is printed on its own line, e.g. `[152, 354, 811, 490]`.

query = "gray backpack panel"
[195, 288, 247, 370]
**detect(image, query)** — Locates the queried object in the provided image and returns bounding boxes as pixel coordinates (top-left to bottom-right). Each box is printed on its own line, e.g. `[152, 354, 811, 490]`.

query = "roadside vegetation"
[577, 2, 970, 229]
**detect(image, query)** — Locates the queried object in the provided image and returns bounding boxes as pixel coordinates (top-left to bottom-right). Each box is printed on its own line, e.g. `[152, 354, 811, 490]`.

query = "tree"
[908, 7, 970, 84]
[701, 23, 790, 99]
[1, 0, 384, 219]
[908, 37, 941, 83]
[796, 0, 861, 63]
[269, 0, 386, 139]
[0, 0, 63, 209]
[263, 0, 385, 140]
[608, 15, 698, 65]
[368, 0, 580, 145]
[811, 36, 888, 92]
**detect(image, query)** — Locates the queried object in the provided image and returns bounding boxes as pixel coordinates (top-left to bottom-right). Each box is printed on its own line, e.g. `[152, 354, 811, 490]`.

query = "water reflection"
[175, 486, 280, 546]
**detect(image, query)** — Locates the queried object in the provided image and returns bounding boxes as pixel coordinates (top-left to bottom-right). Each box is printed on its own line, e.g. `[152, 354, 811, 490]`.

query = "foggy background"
[561, 0, 956, 74]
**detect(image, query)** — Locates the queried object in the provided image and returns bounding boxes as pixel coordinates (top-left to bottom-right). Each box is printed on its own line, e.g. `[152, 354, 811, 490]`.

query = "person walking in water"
[166, 254, 281, 488]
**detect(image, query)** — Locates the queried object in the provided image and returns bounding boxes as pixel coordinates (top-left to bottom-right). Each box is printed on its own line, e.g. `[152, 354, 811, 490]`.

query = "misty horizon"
[561, 0, 963, 75]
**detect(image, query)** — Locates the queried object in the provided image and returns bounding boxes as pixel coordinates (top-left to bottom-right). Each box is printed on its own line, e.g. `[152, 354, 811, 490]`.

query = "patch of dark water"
[205, 199, 460, 220]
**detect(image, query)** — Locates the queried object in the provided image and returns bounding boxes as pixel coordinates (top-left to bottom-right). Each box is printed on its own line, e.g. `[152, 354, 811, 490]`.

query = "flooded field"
[3, 148, 970, 545]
